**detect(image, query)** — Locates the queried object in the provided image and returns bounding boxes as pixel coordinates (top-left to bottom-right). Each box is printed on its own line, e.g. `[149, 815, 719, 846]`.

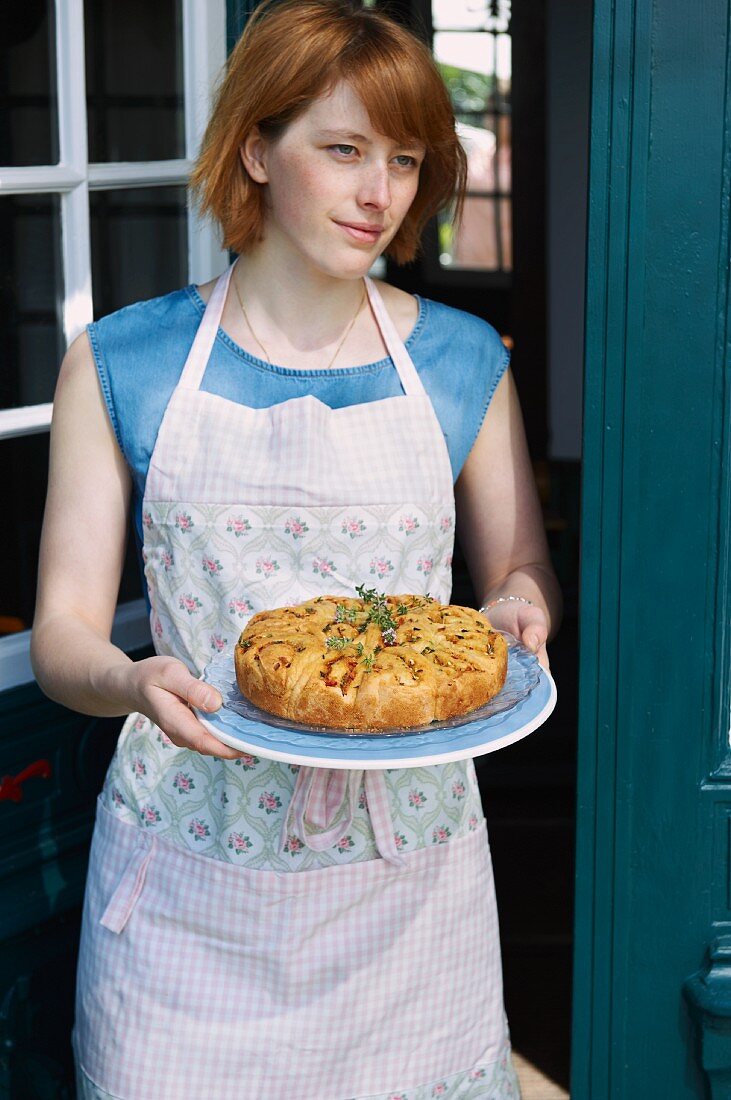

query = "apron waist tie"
[279, 767, 405, 868]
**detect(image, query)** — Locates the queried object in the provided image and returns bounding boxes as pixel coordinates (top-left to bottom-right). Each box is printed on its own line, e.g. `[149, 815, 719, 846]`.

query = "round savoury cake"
[234, 588, 508, 731]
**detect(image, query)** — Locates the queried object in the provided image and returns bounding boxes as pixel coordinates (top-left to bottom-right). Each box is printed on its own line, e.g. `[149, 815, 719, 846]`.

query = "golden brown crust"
[234, 594, 508, 731]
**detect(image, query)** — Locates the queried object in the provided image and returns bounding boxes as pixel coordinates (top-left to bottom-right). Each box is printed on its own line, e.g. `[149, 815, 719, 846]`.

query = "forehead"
[294, 80, 423, 149]
[304, 81, 371, 129]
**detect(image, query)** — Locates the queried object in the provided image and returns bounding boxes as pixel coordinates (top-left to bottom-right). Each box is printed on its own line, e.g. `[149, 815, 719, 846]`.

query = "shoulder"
[89, 285, 200, 355]
[407, 296, 510, 482]
[417, 295, 508, 361]
[85, 286, 202, 472]
[371, 279, 508, 363]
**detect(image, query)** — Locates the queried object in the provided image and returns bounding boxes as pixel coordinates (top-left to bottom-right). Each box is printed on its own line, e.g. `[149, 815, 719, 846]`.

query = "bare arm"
[30, 334, 239, 758]
[454, 368, 562, 669]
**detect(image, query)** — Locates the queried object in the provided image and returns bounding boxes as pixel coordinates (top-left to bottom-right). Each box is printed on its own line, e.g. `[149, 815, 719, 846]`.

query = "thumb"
[523, 630, 542, 653]
[192, 682, 222, 712]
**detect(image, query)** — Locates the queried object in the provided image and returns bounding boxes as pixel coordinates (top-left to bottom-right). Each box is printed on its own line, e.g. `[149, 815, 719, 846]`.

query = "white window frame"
[0, 0, 228, 690]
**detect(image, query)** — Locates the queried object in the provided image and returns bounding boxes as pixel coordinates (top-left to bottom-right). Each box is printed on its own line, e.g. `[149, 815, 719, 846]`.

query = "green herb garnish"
[354, 584, 399, 643]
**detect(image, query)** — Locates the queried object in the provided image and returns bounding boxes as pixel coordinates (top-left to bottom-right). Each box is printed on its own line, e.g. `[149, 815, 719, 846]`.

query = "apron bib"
[74, 266, 515, 1098]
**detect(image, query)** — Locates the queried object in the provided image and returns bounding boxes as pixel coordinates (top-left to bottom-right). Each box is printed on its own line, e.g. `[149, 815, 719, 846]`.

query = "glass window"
[432, 2, 512, 274]
[0, 3, 58, 166]
[0, 2, 227, 686]
[90, 186, 188, 317]
[432, 0, 510, 33]
[439, 195, 512, 270]
[85, 0, 185, 162]
[0, 434, 48, 635]
[0, 434, 143, 638]
[0, 194, 64, 410]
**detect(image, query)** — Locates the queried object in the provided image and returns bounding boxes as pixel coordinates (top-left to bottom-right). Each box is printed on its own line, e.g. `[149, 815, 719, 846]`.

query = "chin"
[318, 253, 377, 280]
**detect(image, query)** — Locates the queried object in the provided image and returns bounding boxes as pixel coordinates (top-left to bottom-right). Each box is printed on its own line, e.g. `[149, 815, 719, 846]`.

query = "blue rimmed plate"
[195, 633, 557, 769]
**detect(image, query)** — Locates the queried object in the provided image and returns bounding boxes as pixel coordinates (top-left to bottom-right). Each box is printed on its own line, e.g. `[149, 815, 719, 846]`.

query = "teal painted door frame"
[573, 0, 731, 1095]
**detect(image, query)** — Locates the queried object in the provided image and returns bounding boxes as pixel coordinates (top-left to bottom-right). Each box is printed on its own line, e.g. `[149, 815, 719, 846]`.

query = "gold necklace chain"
[233, 270, 366, 371]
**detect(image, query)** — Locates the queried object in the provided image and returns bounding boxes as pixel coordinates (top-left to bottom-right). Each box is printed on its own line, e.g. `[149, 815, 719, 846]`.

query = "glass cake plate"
[195, 633, 558, 769]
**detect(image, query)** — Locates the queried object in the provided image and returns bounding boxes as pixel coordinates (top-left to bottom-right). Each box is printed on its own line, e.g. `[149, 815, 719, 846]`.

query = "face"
[241, 80, 425, 279]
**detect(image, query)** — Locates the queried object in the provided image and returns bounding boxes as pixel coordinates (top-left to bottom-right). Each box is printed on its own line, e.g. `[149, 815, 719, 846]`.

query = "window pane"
[457, 118, 497, 193]
[438, 196, 511, 272]
[495, 111, 511, 192]
[0, 3, 58, 166]
[434, 31, 511, 90]
[0, 434, 48, 635]
[434, 17, 512, 275]
[454, 113, 512, 195]
[0, 194, 64, 410]
[432, 0, 511, 32]
[499, 197, 512, 270]
[85, 0, 184, 162]
[0, 435, 144, 639]
[441, 65, 493, 114]
[90, 186, 188, 317]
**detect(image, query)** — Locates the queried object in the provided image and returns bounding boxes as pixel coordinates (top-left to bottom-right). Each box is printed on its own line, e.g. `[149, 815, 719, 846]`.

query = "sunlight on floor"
[513, 1051, 570, 1099]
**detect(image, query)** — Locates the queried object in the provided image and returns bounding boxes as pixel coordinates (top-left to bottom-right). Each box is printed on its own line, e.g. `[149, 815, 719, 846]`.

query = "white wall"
[546, 0, 592, 460]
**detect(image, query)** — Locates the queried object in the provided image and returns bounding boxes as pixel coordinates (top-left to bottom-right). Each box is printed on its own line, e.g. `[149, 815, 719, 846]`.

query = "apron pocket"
[99, 836, 156, 934]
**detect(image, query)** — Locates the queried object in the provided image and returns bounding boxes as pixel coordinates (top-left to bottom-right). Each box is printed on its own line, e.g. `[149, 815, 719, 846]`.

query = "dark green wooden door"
[573, 0, 731, 1095]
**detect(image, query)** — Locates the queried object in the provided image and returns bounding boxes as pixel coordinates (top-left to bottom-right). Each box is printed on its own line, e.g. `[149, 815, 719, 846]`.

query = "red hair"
[190, 0, 466, 264]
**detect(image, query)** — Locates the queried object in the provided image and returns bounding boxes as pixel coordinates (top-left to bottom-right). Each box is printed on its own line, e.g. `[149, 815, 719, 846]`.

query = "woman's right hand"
[122, 655, 245, 760]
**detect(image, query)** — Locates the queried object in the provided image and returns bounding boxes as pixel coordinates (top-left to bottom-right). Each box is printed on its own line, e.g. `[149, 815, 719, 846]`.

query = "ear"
[240, 125, 269, 184]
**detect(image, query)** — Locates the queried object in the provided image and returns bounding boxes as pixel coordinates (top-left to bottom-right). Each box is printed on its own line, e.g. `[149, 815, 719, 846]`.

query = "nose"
[357, 161, 392, 212]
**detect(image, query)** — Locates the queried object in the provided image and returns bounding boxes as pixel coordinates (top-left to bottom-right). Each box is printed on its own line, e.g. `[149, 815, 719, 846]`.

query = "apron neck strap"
[178, 263, 235, 391]
[178, 265, 425, 396]
[364, 276, 426, 397]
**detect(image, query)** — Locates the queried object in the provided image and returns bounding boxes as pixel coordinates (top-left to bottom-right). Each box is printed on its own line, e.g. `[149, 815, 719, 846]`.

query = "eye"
[393, 154, 419, 168]
[329, 144, 358, 157]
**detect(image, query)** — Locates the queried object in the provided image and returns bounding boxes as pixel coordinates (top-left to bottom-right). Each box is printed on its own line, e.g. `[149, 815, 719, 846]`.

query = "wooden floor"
[513, 1051, 570, 1099]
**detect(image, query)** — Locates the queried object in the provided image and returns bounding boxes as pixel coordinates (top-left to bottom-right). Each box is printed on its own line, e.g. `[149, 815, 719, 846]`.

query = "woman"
[31, 2, 561, 1096]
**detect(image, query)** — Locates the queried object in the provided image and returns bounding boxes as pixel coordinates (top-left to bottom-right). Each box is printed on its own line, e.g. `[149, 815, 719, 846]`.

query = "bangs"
[336, 32, 453, 155]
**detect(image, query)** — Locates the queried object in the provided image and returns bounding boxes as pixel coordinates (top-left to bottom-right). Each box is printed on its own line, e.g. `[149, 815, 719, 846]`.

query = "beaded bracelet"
[478, 594, 534, 616]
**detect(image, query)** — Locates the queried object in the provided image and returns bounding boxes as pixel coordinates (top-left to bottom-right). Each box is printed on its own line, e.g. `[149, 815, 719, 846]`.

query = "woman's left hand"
[481, 601, 550, 671]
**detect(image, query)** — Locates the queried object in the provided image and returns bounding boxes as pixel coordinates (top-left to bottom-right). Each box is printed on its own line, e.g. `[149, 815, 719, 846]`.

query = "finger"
[522, 625, 547, 653]
[153, 695, 244, 759]
[153, 660, 222, 712]
[536, 643, 550, 671]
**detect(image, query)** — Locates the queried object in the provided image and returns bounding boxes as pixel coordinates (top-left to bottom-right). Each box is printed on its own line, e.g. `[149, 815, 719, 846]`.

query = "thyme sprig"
[328, 586, 433, 657]
[326, 637, 364, 654]
[354, 584, 399, 643]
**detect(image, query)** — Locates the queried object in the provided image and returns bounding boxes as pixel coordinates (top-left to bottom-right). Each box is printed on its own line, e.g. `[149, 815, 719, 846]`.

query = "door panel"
[575, 0, 731, 1094]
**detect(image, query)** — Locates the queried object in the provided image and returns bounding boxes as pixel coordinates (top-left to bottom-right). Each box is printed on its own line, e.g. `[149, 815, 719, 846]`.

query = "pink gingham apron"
[73, 265, 513, 1098]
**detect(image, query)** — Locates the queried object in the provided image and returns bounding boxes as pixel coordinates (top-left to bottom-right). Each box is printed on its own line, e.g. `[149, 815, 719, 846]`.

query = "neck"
[233, 232, 368, 355]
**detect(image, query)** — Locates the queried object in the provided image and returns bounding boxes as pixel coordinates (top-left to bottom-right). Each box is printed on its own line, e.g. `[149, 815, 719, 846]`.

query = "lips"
[334, 221, 384, 244]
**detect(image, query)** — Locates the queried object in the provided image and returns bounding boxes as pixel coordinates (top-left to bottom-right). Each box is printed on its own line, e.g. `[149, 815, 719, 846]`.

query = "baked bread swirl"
[234, 589, 508, 731]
